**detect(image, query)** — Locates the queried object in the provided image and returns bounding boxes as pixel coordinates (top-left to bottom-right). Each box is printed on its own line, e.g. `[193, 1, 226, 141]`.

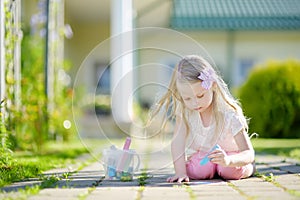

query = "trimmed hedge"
[238, 60, 300, 138]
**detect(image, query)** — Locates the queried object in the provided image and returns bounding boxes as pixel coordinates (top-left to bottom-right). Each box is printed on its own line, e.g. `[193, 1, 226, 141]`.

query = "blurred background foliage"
[2, 0, 75, 154]
[18, 32, 48, 152]
[238, 60, 300, 138]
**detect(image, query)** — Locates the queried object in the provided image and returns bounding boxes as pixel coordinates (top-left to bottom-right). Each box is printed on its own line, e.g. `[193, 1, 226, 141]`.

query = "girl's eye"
[184, 97, 191, 101]
[197, 94, 204, 98]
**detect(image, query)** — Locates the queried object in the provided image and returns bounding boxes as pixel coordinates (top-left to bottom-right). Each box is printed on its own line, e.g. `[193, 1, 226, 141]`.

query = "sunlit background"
[1, 0, 300, 153]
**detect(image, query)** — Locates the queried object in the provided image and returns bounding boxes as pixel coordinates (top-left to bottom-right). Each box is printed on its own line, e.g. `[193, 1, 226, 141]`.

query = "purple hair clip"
[197, 68, 215, 90]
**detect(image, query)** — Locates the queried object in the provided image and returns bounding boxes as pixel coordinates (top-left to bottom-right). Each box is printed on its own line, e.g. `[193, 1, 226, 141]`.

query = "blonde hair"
[150, 55, 248, 137]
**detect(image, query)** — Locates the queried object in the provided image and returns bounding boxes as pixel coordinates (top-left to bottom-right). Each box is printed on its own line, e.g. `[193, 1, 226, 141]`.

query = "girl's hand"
[166, 174, 190, 183]
[208, 148, 231, 166]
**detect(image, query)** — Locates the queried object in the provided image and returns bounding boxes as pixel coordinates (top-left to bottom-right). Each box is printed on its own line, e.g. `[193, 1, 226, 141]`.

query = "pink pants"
[186, 151, 254, 180]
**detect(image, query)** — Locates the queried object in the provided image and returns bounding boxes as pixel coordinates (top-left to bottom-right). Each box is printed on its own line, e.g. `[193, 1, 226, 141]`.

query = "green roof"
[171, 0, 300, 30]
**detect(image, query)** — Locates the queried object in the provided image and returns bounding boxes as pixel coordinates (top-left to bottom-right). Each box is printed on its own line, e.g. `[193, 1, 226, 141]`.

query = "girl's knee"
[186, 161, 216, 180]
[217, 165, 253, 180]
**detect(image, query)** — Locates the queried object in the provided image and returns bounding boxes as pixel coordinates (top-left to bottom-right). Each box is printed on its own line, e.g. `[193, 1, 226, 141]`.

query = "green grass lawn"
[252, 138, 300, 161]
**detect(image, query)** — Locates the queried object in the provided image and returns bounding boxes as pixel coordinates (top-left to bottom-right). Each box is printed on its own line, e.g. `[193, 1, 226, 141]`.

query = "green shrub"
[0, 101, 13, 165]
[238, 60, 300, 138]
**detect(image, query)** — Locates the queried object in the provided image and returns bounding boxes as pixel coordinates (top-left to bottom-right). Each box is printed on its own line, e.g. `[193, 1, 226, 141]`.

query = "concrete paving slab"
[274, 174, 300, 191]
[192, 191, 246, 200]
[28, 188, 87, 200]
[86, 187, 139, 200]
[0, 179, 42, 193]
[141, 187, 190, 200]
[0, 191, 27, 200]
[230, 176, 298, 200]
[191, 183, 245, 200]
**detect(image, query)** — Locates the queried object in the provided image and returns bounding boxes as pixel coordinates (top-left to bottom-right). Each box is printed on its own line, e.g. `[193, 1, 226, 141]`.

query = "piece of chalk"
[123, 137, 131, 150]
[117, 137, 132, 172]
[199, 155, 210, 166]
[199, 145, 220, 166]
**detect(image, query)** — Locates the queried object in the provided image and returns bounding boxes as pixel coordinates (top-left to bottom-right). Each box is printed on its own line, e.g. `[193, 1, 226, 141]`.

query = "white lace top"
[183, 109, 246, 157]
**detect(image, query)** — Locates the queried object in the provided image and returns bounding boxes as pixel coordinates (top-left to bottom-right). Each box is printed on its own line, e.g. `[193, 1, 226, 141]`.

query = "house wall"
[231, 31, 300, 85]
[60, 1, 300, 105]
[136, 30, 300, 104]
[53, 13, 300, 105]
[64, 22, 110, 93]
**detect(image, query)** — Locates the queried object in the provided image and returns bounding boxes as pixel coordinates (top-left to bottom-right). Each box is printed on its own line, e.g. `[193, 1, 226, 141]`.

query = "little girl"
[151, 55, 255, 182]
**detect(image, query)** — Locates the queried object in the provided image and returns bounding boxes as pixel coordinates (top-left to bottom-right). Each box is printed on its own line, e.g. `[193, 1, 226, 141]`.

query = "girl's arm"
[209, 130, 255, 167]
[167, 116, 189, 183]
[230, 130, 255, 166]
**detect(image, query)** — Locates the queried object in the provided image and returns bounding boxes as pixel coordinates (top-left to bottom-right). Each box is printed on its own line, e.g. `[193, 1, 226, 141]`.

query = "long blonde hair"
[149, 55, 248, 138]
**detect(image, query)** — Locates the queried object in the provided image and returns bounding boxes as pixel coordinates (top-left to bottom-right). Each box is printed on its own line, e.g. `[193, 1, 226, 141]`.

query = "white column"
[45, 0, 54, 109]
[14, 0, 22, 110]
[0, 0, 5, 104]
[47, 0, 54, 114]
[110, 0, 133, 124]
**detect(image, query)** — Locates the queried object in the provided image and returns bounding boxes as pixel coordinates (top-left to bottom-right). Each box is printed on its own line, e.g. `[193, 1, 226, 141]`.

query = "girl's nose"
[192, 99, 200, 106]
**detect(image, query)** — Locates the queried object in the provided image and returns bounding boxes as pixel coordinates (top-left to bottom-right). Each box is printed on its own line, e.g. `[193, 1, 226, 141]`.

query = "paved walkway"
[1, 139, 300, 200]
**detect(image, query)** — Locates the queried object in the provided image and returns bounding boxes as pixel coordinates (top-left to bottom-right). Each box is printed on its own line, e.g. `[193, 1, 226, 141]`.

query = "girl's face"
[177, 81, 214, 112]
